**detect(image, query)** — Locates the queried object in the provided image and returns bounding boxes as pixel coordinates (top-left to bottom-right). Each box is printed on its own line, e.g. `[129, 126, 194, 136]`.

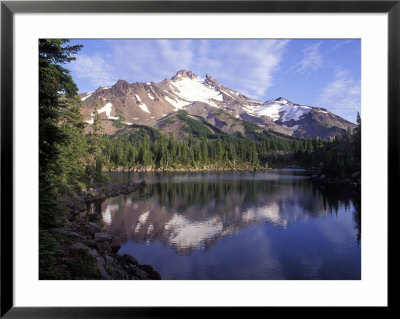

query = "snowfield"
[249, 99, 311, 122]
[165, 96, 190, 110]
[168, 76, 224, 107]
[164, 74, 310, 124]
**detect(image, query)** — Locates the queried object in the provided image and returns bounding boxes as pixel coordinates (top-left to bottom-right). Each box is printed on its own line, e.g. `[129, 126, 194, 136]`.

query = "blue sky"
[69, 39, 360, 123]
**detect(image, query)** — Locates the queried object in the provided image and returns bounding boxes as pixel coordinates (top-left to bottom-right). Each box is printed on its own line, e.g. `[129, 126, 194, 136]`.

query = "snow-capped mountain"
[80, 69, 356, 139]
[246, 97, 311, 122]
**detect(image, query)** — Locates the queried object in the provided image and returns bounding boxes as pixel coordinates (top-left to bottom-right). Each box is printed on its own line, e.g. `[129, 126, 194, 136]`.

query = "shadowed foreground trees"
[39, 39, 83, 227]
[39, 39, 107, 226]
[39, 40, 106, 278]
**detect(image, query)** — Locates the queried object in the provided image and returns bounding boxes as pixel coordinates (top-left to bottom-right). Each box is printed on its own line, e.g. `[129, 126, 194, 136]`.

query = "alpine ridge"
[79, 69, 356, 139]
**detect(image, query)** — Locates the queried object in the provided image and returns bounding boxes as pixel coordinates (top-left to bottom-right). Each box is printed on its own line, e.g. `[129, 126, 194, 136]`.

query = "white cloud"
[190, 39, 290, 98]
[70, 54, 115, 88]
[315, 70, 361, 123]
[109, 40, 194, 82]
[290, 42, 323, 74]
[72, 39, 290, 99]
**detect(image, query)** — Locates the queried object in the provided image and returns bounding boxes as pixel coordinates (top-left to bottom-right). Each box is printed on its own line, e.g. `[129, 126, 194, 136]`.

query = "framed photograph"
[1, 0, 395, 317]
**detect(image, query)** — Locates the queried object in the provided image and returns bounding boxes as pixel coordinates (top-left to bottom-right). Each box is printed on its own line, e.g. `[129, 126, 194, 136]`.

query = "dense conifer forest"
[100, 115, 361, 176]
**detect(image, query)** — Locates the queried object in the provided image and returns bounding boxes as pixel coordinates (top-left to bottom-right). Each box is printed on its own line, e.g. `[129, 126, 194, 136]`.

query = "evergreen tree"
[201, 136, 208, 164]
[86, 109, 105, 185]
[39, 39, 82, 227]
[216, 137, 224, 162]
[56, 95, 88, 193]
[353, 112, 361, 163]
[39, 39, 87, 279]
[39, 40, 82, 179]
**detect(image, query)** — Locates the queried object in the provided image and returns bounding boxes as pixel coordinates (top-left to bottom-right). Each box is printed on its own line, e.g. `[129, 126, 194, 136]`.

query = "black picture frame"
[1, 1, 395, 317]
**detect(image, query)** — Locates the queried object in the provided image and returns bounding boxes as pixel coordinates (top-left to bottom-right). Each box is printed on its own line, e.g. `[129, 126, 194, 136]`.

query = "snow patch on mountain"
[243, 104, 257, 112]
[220, 88, 238, 100]
[96, 103, 113, 118]
[134, 95, 150, 113]
[165, 96, 190, 110]
[86, 102, 118, 122]
[81, 91, 94, 101]
[138, 104, 150, 113]
[250, 99, 311, 122]
[169, 76, 223, 106]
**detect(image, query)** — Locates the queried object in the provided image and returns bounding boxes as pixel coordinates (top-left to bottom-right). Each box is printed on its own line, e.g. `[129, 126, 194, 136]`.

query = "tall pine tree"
[39, 39, 82, 227]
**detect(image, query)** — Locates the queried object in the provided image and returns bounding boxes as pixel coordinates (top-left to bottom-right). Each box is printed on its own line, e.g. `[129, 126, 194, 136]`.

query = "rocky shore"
[50, 180, 162, 280]
[310, 171, 361, 188]
[105, 165, 272, 173]
[53, 226, 161, 280]
[61, 180, 147, 217]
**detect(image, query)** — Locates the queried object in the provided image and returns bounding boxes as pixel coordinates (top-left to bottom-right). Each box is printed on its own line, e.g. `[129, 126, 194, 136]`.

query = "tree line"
[99, 118, 361, 176]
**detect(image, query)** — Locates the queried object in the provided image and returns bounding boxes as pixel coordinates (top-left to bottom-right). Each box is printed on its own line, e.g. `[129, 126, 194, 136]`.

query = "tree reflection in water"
[87, 173, 361, 254]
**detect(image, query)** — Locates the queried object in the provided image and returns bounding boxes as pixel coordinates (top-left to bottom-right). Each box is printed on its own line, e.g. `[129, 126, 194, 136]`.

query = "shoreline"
[44, 168, 360, 279]
[103, 165, 273, 173]
[63, 180, 147, 216]
[310, 171, 361, 188]
[48, 180, 162, 280]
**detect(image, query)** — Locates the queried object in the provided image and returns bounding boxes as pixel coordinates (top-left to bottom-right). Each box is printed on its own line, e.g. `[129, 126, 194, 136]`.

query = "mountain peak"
[204, 73, 218, 83]
[171, 69, 197, 81]
[111, 79, 130, 94]
[205, 74, 215, 80]
[274, 97, 296, 105]
[114, 79, 129, 88]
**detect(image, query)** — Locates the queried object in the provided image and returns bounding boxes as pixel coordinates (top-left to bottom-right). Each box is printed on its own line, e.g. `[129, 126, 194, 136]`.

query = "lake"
[87, 170, 361, 280]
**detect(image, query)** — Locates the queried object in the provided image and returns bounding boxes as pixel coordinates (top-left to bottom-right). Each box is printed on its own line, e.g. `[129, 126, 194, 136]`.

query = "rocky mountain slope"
[80, 69, 356, 139]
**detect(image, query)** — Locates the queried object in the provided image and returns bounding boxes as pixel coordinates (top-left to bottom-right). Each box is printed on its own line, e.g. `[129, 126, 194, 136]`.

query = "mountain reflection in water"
[87, 172, 361, 257]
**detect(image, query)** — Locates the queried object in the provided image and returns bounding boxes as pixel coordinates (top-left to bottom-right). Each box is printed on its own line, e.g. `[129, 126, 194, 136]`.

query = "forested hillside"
[99, 115, 361, 175]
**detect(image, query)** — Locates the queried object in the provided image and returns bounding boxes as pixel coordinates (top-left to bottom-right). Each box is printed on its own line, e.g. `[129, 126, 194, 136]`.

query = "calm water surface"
[88, 170, 361, 280]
